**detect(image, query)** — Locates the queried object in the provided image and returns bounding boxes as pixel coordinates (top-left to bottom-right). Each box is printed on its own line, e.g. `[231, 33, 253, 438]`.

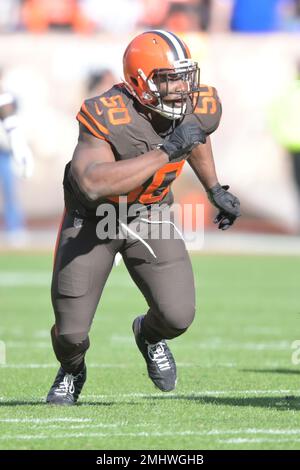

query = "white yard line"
[6, 361, 281, 369]
[0, 431, 195, 440]
[28, 423, 127, 430]
[1, 429, 300, 441]
[208, 429, 300, 435]
[4, 424, 299, 435]
[1, 423, 138, 431]
[219, 437, 300, 444]
[0, 340, 292, 351]
[0, 418, 92, 423]
[80, 389, 297, 399]
[0, 362, 208, 368]
[0, 363, 132, 368]
[0, 390, 296, 404]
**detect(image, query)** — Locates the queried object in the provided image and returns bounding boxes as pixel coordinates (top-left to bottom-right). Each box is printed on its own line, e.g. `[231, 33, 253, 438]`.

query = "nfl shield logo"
[74, 217, 83, 229]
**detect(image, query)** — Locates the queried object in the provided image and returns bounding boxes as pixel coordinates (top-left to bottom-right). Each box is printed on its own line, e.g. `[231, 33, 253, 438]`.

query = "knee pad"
[51, 325, 90, 356]
[58, 332, 89, 348]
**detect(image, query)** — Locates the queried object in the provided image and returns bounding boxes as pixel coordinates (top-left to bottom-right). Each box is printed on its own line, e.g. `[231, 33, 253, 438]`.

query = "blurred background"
[1, 0, 300, 254]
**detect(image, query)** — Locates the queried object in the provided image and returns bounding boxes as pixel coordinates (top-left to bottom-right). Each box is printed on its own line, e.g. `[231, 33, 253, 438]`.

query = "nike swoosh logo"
[94, 102, 103, 116]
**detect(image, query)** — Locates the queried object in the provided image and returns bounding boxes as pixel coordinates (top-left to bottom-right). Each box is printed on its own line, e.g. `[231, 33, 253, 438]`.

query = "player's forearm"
[188, 137, 219, 190]
[79, 149, 169, 200]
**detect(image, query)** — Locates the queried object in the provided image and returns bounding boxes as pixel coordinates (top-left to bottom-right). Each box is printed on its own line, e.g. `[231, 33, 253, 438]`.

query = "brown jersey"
[64, 83, 222, 217]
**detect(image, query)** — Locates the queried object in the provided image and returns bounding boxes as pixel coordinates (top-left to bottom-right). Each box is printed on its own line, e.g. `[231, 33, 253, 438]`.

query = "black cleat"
[46, 365, 86, 405]
[132, 315, 177, 392]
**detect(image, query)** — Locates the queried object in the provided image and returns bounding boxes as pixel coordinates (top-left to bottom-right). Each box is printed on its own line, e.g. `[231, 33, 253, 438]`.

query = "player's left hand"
[207, 183, 240, 230]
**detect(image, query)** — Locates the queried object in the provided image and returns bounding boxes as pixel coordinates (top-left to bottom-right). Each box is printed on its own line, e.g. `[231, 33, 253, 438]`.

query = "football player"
[0, 69, 34, 240]
[46, 30, 240, 405]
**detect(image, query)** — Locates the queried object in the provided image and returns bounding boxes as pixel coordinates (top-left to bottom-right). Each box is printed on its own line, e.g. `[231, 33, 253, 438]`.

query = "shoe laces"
[55, 373, 76, 396]
[147, 342, 171, 371]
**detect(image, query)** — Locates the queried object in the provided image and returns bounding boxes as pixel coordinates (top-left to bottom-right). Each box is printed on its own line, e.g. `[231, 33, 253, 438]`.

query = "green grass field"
[0, 252, 299, 450]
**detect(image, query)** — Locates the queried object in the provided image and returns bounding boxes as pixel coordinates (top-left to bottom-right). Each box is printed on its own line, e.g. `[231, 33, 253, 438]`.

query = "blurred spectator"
[0, 68, 34, 245]
[280, 0, 300, 30]
[139, 0, 170, 28]
[85, 68, 117, 98]
[22, 0, 92, 33]
[79, 0, 142, 33]
[0, 0, 22, 32]
[164, 0, 210, 32]
[210, 0, 295, 32]
[268, 61, 300, 221]
[6, 0, 299, 33]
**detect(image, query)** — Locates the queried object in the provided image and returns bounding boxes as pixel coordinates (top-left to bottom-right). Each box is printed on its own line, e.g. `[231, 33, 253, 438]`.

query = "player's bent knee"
[58, 332, 89, 348]
[160, 301, 196, 331]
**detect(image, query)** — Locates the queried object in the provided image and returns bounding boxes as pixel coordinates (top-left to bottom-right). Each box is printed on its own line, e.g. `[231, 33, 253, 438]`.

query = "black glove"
[207, 183, 241, 230]
[161, 122, 206, 161]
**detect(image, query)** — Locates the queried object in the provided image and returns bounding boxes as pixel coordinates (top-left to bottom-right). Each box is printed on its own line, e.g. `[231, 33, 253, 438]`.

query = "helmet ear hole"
[131, 77, 138, 87]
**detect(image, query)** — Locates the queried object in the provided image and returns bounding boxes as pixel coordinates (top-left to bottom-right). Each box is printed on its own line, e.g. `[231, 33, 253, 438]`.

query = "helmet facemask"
[137, 59, 200, 120]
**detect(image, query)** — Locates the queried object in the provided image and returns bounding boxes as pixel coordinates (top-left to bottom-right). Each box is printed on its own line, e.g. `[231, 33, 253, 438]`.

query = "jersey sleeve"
[193, 85, 222, 134]
[76, 97, 110, 141]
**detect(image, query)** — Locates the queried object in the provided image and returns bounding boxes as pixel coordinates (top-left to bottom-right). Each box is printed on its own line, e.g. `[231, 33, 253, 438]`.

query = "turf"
[0, 252, 299, 450]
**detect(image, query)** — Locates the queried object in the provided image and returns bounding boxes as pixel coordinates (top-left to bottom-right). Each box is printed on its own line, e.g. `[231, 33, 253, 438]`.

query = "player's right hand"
[160, 122, 206, 161]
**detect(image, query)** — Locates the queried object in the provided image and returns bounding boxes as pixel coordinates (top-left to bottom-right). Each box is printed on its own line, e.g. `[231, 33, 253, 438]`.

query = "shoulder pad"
[76, 96, 110, 141]
[193, 85, 222, 134]
[76, 85, 132, 140]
